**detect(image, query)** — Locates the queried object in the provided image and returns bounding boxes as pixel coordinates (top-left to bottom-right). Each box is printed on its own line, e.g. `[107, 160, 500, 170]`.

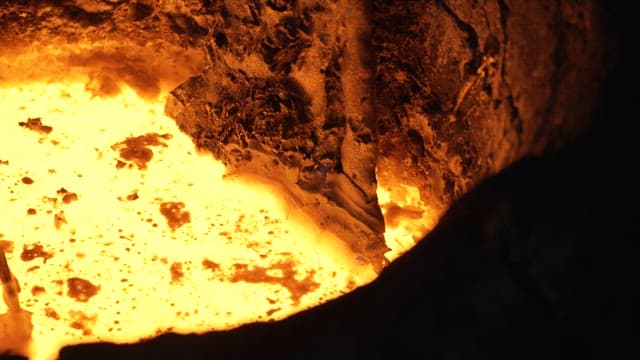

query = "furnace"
[1, 1, 604, 359]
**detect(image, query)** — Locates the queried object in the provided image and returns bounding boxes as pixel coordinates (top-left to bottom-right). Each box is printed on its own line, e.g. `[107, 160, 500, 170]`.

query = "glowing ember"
[159, 202, 191, 232]
[111, 133, 172, 170]
[66, 278, 100, 303]
[18, 118, 53, 135]
[0, 80, 379, 360]
[20, 245, 54, 263]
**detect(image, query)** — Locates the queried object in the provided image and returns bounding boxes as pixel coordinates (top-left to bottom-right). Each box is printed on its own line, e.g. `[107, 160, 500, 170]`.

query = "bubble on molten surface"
[0, 81, 376, 360]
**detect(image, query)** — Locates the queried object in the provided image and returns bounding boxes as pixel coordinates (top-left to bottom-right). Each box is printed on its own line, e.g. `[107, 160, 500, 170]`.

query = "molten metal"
[0, 80, 429, 360]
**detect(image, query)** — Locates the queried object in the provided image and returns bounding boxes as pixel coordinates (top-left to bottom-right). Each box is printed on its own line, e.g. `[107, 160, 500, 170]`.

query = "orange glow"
[0, 80, 378, 360]
[377, 184, 440, 261]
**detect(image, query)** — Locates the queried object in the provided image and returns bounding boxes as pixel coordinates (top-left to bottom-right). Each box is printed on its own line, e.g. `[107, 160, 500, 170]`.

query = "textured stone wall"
[374, 0, 604, 209]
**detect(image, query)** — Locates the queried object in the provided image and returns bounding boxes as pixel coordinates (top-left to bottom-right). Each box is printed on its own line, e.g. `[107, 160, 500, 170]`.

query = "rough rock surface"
[374, 0, 604, 209]
[164, 0, 389, 269]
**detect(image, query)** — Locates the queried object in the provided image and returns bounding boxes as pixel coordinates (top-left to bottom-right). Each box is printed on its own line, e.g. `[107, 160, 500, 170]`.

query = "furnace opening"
[1, 1, 604, 359]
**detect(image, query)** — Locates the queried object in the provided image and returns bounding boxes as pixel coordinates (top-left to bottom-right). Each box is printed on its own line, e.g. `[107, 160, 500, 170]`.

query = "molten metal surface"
[0, 81, 382, 359]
